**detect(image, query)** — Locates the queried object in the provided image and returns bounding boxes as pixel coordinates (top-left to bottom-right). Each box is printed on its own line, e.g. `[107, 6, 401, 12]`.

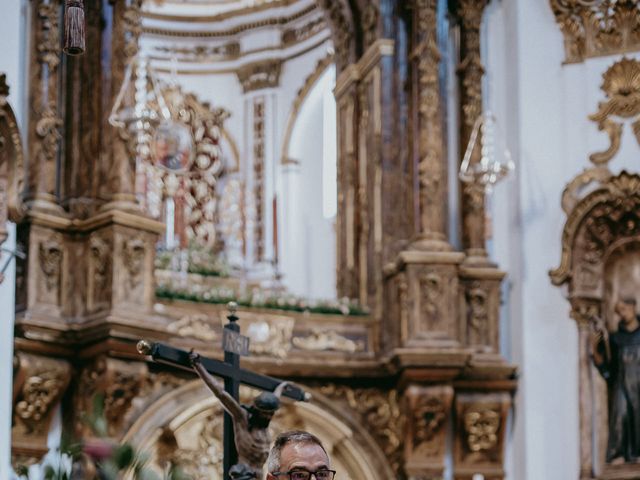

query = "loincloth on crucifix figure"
[189, 351, 289, 478]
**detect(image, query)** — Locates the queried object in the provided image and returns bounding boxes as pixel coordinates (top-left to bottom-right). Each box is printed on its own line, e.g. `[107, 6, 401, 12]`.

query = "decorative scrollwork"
[549, 0, 640, 64]
[589, 57, 640, 166]
[319, 385, 404, 475]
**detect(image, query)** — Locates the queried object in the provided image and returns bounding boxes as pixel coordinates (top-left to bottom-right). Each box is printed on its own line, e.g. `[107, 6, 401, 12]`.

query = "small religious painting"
[153, 120, 194, 173]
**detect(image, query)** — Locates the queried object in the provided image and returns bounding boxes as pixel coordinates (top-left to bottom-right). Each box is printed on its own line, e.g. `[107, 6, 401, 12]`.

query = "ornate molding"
[551, 171, 640, 286]
[36, 2, 62, 70]
[12, 353, 71, 467]
[237, 59, 282, 92]
[167, 313, 217, 341]
[589, 57, 640, 165]
[282, 15, 327, 46]
[142, 4, 317, 38]
[292, 328, 365, 353]
[0, 74, 26, 252]
[152, 42, 240, 62]
[549, 0, 640, 64]
[252, 96, 266, 261]
[316, 0, 354, 70]
[319, 384, 404, 476]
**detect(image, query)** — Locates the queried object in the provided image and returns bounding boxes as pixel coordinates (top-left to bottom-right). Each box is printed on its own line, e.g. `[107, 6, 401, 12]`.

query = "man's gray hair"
[267, 430, 327, 473]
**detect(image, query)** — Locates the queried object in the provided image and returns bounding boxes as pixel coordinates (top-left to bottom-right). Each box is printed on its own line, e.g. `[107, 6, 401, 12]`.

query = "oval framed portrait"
[152, 120, 194, 173]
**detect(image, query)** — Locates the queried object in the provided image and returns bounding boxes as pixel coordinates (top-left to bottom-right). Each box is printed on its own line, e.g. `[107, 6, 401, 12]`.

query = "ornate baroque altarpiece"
[8, 1, 517, 479]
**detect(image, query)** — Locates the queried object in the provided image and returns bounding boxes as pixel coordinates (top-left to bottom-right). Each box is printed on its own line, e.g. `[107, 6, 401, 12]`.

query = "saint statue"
[189, 351, 288, 478]
[591, 298, 640, 463]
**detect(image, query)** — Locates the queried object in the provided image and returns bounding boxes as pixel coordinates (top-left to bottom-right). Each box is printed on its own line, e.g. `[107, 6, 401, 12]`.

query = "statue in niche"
[189, 352, 288, 478]
[591, 297, 640, 464]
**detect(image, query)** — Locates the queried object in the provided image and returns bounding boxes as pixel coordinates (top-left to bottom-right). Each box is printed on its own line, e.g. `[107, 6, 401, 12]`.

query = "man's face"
[267, 442, 330, 479]
[616, 301, 636, 324]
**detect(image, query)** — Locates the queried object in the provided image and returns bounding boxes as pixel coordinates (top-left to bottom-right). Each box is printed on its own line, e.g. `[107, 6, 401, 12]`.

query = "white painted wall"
[150, 38, 335, 298]
[485, 1, 640, 479]
[0, 0, 25, 478]
[281, 65, 336, 299]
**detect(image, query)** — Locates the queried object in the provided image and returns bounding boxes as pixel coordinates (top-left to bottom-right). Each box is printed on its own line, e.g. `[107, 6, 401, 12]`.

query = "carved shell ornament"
[594, 57, 640, 120]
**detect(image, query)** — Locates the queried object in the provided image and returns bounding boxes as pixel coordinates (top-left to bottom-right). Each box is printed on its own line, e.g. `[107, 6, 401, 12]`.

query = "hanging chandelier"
[459, 111, 514, 191]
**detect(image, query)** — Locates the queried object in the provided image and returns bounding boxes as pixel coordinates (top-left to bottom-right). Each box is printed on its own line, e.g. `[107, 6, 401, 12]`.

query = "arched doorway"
[122, 380, 395, 480]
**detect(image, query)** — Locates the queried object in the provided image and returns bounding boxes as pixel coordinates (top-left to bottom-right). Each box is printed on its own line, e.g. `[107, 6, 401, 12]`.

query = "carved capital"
[404, 385, 454, 478]
[12, 353, 71, 467]
[454, 392, 510, 480]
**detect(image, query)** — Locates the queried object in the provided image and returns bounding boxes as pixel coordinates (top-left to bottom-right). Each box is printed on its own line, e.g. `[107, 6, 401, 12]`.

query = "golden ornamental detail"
[463, 408, 500, 452]
[550, 0, 640, 64]
[589, 57, 640, 166]
[319, 385, 404, 474]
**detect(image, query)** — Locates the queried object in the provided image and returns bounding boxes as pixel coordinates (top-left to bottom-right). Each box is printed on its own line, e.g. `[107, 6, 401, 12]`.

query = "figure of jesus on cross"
[137, 302, 307, 479]
[189, 351, 288, 479]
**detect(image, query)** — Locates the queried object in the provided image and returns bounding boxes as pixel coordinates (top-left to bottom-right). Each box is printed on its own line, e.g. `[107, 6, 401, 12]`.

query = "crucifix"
[137, 302, 307, 479]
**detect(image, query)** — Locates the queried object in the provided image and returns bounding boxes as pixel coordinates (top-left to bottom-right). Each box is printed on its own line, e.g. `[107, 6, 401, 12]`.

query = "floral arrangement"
[156, 284, 369, 316]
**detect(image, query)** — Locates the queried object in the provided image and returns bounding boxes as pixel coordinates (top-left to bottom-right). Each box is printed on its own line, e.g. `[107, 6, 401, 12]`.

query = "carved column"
[335, 69, 360, 300]
[404, 385, 454, 480]
[61, 0, 103, 218]
[100, 0, 142, 211]
[385, 1, 465, 353]
[453, 392, 511, 480]
[570, 299, 602, 479]
[25, 0, 64, 213]
[453, 0, 490, 261]
[411, 0, 450, 252]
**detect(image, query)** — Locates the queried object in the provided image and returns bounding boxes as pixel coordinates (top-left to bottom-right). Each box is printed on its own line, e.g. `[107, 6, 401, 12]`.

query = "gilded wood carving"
[550, 0, 640, 64]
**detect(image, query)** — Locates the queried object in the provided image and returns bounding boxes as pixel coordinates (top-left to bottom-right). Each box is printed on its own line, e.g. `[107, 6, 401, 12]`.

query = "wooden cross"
[137, 303, 306, 479]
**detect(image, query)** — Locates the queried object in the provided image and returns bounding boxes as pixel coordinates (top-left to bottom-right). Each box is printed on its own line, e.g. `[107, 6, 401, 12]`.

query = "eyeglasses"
[272, 469, 336, 480]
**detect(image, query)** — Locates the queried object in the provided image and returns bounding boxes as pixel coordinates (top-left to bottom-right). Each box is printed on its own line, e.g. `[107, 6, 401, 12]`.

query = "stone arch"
[0, 73, 25, 248]
[280, 55, 334, 166]
[122, 380, 395, 480]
